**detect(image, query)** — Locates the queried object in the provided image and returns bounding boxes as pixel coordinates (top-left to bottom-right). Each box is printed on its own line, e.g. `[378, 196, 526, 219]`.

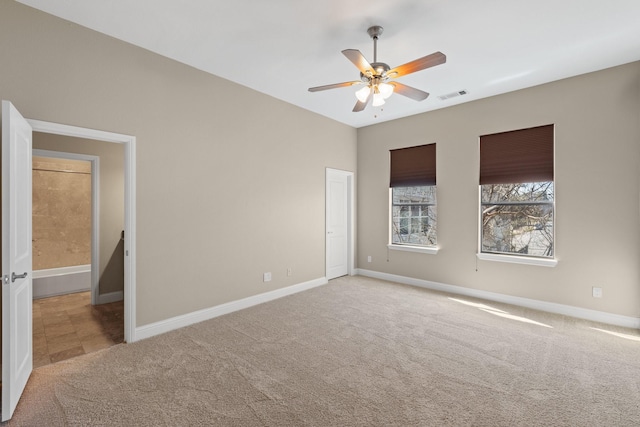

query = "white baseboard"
[355, 269, 640, 329]
[134, 277, 328, 341]
[96, 290, 124, 305]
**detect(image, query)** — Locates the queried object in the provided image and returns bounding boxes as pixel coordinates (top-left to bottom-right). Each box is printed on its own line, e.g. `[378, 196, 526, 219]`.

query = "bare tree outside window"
[392, 186, 437, 246]
[481, 182, 554, 257]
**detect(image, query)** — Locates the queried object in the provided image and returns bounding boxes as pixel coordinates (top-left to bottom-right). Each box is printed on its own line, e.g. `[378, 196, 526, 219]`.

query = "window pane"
[421, 216, 430, 230]
[411, 217, 420, 233]
[481, 182, 554, 203]
[392, 186, 436, 204]
[481, 203, 553, 256]
[391, 186, 437, 246]
[400, 218, 408, 235]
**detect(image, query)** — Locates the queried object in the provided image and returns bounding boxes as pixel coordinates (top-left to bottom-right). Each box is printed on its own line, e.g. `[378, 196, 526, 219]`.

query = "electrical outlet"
[367, 256, 372, 263]
[592, 287, 602, 298]
[263, 272, 272, 282]
[287, 268, 292, 277]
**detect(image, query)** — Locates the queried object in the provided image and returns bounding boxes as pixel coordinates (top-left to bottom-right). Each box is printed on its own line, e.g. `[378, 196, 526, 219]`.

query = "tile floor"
[33, 291, 124, 368]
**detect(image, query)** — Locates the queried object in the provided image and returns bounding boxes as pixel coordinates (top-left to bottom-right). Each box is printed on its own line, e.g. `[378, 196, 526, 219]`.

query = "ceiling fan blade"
[342, 49, 374, 75]
[391, 82, 430, 101]
[353, 91, 372, 112]
[387, 52, 446, 78]
[308, 81, 361, 92]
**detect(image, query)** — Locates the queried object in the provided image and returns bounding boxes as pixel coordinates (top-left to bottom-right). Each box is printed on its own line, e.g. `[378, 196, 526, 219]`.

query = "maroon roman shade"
[390, 143, 436, 187]
[480, 124, 554, 185]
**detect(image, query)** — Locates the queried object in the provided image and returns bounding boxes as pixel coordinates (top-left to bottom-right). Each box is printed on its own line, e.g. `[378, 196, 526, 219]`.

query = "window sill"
[388, 244, 439, 255]
[476, 252, 558, 267]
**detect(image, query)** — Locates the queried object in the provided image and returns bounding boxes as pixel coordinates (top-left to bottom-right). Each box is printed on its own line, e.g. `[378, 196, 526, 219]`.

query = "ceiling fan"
[308, 26, 446, 112]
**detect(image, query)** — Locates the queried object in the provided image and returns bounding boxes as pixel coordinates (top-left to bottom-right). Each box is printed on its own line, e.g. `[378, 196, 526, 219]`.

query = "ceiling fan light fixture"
[355, 85, 371, 102]
[379, 82, 394, 99]
[372, 87, 385, 107]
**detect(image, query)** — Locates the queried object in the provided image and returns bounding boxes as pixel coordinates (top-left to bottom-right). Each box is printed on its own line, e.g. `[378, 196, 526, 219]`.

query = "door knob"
[11, 272, 27, 283]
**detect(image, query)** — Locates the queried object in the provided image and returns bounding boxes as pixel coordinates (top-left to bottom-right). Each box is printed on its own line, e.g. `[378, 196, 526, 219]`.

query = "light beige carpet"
[7, 276, 640, 426]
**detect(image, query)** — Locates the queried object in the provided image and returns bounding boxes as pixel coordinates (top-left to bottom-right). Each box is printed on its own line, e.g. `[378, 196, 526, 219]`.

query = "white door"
[326, 168, 351, 280]
[2, 100, 33, 422]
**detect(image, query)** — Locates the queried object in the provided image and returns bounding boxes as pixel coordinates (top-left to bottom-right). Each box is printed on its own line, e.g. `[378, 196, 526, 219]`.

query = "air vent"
[438, 90, 468, 101]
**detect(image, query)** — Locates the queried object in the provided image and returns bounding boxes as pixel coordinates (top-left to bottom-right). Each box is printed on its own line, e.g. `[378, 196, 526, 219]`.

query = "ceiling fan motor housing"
[360, 62, 390, 83]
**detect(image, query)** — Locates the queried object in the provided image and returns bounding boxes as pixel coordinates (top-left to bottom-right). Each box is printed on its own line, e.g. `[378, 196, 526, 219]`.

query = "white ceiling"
[16, 0, 640, 128]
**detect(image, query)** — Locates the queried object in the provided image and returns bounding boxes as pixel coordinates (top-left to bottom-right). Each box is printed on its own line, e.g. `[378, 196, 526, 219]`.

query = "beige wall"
[33, 134, 125, 296]
[0, 1, 357, 326]
[357, 62, 640, 318]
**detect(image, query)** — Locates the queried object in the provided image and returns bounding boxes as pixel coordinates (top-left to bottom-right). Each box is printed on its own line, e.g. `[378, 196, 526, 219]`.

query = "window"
[481, 182, 553, 256]
[389, 144, 437, 247]
[479, 125, 554, 258]
[392, 186, 437, 245]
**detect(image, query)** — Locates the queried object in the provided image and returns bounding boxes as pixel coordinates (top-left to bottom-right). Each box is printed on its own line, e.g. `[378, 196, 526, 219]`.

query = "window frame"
[478, 182, 556, 264]
[388, 186, 439, 254]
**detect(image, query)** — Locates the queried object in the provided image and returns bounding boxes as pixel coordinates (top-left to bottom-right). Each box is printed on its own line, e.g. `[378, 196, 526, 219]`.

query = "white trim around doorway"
[27, 119, 137, 343]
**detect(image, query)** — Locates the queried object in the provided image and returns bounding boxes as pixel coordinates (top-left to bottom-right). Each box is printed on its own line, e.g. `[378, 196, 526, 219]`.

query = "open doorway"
[30, 142, 124, 367]
[26, 119, 137, 347]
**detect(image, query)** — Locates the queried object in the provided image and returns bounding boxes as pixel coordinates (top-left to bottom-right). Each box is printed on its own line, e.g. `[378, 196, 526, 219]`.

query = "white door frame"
[32, 149, 100, 305]
[325, 168, 355, 278]
[27, 119, 137, 343]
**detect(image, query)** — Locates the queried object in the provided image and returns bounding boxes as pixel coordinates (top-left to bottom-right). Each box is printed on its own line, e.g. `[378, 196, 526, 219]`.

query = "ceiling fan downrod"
[367, 25, 383, 63]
